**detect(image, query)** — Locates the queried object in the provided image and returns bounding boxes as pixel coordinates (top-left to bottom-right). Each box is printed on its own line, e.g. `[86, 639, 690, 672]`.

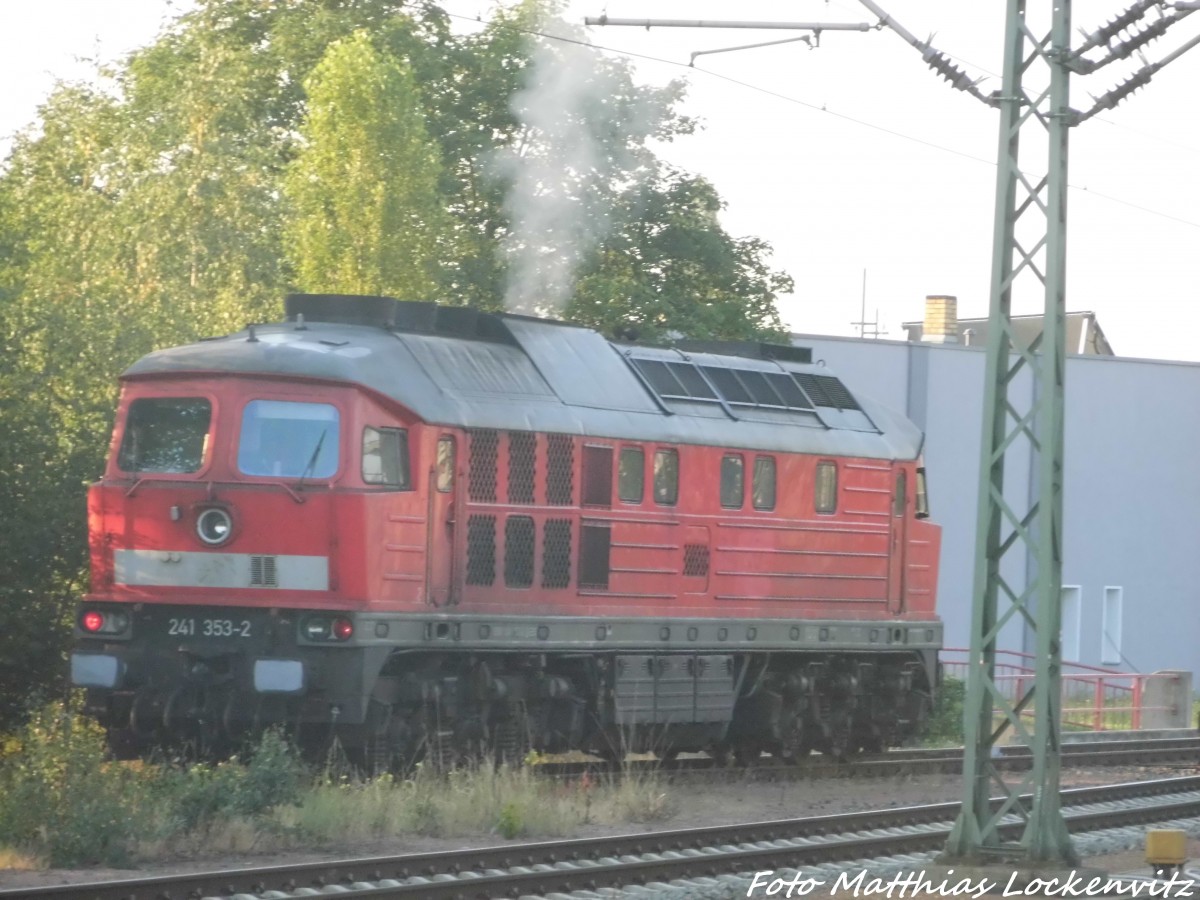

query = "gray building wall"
[796, 333, 1200, 678]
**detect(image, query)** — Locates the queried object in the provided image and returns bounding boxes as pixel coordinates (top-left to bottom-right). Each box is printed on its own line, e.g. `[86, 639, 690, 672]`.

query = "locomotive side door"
[426, 435, 458, 606]
[887, 469, 908, 613]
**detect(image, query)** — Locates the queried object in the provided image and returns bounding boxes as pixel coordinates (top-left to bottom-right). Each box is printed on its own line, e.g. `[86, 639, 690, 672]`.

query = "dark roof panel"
[123, 303, 925, 461]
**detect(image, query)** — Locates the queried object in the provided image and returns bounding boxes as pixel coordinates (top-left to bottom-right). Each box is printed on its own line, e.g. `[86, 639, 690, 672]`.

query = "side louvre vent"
[542, 518, 572, 588]
[546, 434, 574, 506]
[468, 429, 499, 502]
[508, 432, 536, 504]
[466, 515, 497, 586]
[250, 555, 278, 587]
[683, 544, 710, 577]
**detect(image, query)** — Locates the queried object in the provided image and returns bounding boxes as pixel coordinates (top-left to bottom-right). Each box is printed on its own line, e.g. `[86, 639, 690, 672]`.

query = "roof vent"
[283, 294, 516, 345]
[671, 340, 812, 365]
[285, 294, 406, 329]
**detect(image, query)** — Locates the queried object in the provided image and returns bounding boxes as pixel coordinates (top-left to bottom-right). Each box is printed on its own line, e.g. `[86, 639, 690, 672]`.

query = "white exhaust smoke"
[494, 18, 673, 318]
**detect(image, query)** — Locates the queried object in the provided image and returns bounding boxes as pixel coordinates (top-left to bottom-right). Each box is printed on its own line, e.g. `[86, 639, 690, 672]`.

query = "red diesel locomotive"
[73, 294, 942, 766]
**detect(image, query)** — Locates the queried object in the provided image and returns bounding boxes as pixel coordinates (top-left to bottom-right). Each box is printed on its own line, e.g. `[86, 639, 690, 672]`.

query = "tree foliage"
[0, 0, 794, 731]
[285, 31, 451, 297]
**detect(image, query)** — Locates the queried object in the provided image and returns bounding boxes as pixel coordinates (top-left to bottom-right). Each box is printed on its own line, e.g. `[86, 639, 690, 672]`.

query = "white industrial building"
[793, 296, 1198, 679]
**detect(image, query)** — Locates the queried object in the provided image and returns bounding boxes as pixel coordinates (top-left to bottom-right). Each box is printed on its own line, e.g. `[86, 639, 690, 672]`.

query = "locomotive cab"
[77, 365, 437, 754]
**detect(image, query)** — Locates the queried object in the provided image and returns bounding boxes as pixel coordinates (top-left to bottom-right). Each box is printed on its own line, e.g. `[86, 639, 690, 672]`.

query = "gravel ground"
[0, 764, 1195, 893]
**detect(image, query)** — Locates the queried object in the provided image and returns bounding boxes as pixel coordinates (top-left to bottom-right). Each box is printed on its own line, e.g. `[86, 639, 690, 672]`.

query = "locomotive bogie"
[75, 605, 939, 762]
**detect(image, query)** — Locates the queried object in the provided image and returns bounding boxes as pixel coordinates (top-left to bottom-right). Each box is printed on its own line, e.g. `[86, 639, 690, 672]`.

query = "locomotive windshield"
[117, 397, 211, 473]
[237, 400, 340, 479]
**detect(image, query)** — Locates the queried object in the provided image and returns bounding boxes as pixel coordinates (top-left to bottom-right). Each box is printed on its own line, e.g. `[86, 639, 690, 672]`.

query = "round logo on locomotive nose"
[196, 507, 234, 546]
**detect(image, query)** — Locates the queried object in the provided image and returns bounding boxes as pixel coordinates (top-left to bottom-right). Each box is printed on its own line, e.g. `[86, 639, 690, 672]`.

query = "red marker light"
[82, 611, 105, 633]
[332, 618, 354, 641]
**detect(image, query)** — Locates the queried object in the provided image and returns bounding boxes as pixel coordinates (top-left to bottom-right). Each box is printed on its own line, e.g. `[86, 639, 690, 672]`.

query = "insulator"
[1103, 15, 1176, 62]
[1088, 68, 1157, 117]
[1082, 0, 1159, 50]
[921, 48, 983, 97]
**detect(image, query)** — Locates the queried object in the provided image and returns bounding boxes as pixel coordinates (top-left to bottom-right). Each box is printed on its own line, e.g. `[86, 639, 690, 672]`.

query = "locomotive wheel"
[909, 691, 933, 739]
[778, 743, 810, 763]
[826, 725, 853, 761]
[361, 700, 416, 777]
[733, 745, 762, 767]
[130, 691, 165, 740]
[105, 726, 143, 761]
[707, 744, 732, 767]
[595, 745, 625, 765]
[425, 728, 457, 773]
[491, 716, 529, 767]
[858, 735, 885, 754]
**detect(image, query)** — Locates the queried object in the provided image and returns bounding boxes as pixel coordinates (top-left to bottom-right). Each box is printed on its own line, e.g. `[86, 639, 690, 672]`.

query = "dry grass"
[134, 818, 269, 859]
[126, 761, 678, 860]
[0, 848, 43, 871]
[0, 706, 679, 868]
[278, 761, 674, 845]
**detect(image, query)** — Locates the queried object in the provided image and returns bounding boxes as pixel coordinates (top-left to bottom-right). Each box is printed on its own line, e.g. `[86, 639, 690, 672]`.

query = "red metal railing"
[940, 648, 1181, 732]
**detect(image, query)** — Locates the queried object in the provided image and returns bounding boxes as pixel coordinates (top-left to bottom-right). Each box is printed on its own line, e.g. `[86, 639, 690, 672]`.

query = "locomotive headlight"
[303, 617, 331, 641]
[301, 616, 354, 642]
[196, 507, 233, 546]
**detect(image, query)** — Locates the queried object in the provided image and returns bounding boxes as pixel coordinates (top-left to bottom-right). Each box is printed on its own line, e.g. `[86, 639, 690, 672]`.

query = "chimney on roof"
[922, 295, 959, 344]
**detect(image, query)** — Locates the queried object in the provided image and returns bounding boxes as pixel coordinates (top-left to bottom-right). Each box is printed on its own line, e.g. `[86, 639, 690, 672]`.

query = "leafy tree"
[0, 86, 133, 727]
[0, 0, 795, 731]
[284, 31, 451, 298]
[570, 168, 791, 342]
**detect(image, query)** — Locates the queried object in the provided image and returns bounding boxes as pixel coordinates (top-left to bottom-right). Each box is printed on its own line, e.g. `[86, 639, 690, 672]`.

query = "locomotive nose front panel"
[113, 549, 329, 591]
[89, 481, 340, 605]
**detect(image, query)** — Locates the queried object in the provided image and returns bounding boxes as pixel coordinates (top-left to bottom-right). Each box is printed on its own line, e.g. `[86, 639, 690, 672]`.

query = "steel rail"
[535, 736, 1200, 780]
[8, 775, 1200, 900]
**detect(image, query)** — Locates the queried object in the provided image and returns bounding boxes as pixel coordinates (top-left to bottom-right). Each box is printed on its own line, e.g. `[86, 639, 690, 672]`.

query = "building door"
[426, 436, 458, 606]
[887, 470, 908, 612]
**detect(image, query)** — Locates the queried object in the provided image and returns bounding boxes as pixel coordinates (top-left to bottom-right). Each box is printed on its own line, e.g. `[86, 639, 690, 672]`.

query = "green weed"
[922, 676, 966, 746]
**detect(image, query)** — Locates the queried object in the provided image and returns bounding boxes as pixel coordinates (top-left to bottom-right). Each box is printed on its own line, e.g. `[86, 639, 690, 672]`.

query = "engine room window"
[362, 427, 410, 488]
[915, 466, 930, 519]
[238, 400, 339, 479]
[117, 397, 212, 473]
[815, 461, 838, 514]
[653, 448, 679, 505]
[579, 523, 611, 589]
[582, 445, 614, 507]
[618, 447, 645, 503]
[893, 470, 907, 517]
[720, 454, 744, 508]
[753, 456, 776, 510]
[436, 437, 455, 492]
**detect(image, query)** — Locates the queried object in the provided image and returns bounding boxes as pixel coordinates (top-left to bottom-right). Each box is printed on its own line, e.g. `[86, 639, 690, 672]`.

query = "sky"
[2, 1, 1198, 361]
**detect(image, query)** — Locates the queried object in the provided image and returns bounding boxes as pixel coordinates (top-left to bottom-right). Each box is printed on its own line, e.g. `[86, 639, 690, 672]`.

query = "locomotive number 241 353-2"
[167, 618, 252, 638]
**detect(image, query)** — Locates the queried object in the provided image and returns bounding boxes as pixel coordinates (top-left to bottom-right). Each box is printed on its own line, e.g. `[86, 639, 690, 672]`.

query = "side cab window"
[362, 427, 411, 488]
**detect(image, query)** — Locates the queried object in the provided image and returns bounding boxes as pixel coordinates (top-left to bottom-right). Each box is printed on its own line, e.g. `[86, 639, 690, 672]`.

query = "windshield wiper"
[295, 429, 327, 492]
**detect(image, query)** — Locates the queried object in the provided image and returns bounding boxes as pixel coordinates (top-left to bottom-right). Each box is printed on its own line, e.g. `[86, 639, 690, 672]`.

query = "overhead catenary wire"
[438, 6, 1200, 230]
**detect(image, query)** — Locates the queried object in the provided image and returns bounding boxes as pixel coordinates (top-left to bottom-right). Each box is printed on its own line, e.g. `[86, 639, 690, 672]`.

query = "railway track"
[536, 735, 1200, 781]
[10, 775, 1200, 900]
